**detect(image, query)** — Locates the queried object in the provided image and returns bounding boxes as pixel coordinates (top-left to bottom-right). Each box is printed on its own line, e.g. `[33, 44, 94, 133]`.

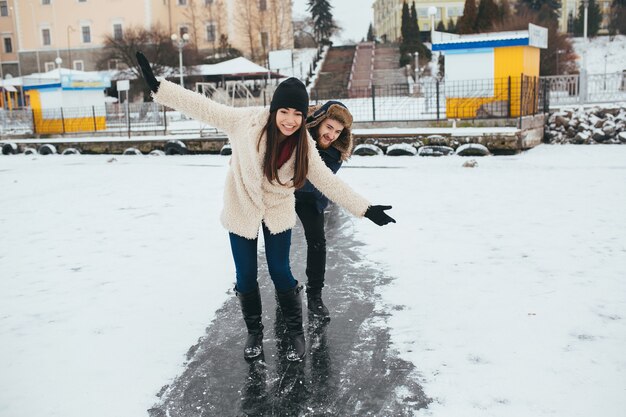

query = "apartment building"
[373, 0, 614, 42]
[0, 0, 293, 77]
[373, 0, 465, 42]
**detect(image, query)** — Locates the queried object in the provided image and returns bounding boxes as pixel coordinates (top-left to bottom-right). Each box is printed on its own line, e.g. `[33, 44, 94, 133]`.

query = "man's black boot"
[235, 285, 264, 360]
[306, 287, 330, 319]
[276, 283, 306, 362]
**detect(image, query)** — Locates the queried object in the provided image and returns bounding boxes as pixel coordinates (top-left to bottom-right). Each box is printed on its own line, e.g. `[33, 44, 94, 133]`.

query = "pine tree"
[573, 0, 602, 36]
[367, 23, 375, 41]
[410, 2, 419, 44]
[456, 0, 478, 34]
[307, 0, 337, 44]
[517, 0, 561, 24]
[401, 1, 411, 43]
[498, 0, 513, 25]
[436, 20, 446, 31]
[447, 18, 457, 33]
[475, 0, 500, 32]
[609, 0, 626, 35]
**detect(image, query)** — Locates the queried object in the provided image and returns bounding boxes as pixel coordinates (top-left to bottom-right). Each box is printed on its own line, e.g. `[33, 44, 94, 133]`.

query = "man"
[295, 101, 355, 320]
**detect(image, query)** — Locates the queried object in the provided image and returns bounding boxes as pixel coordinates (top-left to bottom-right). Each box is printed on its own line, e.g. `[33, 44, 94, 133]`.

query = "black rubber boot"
[306, 287, 330, 319]
[305, 242, 330, 318]
[276, 283, 306, 362]
[235, 285, 264, 360]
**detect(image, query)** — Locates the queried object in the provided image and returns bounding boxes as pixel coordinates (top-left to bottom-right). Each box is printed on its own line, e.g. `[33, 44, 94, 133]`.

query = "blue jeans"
[229, 224, 297, 294]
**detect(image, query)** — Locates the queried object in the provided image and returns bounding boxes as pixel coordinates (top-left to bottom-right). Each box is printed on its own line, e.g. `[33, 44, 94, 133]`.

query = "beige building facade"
[373, 0, 465, 42]
[0, 0, 293, 77]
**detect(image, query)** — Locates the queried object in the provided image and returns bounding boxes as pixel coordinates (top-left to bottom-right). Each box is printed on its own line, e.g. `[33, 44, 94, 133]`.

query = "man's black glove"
[364, 205, 396, 226]
[136, 51, 160, 93]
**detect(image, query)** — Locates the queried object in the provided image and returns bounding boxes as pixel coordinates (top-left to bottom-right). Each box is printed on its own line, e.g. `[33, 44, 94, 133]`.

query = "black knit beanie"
[270, 77, 309, 118]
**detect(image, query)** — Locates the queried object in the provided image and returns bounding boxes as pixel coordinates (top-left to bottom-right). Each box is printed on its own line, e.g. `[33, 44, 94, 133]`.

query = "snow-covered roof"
[190, 57, 281, 78]
[432, 24, 547, 51]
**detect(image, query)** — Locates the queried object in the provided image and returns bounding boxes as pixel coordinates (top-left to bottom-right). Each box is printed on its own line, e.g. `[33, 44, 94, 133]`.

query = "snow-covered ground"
[572, 34, 626, 74]
[1, 145, 625, 417]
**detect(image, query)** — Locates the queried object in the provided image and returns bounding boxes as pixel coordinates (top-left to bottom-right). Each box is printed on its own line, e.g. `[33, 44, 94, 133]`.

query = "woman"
[295, 101, 355, 319]
[136, 52, 395, 362]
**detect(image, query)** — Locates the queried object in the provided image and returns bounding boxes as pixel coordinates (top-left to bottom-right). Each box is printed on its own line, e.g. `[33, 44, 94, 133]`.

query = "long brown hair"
[257, 110, 309, 189]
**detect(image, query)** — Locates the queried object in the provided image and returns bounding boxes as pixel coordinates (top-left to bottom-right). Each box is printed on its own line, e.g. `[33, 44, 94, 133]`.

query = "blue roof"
[433, 37, 530, 51]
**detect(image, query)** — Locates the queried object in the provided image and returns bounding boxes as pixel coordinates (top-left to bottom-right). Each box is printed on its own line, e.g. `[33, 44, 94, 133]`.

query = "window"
[260, 31, 268, 50]
[446, 6, 463, 18]
[205, 0, 213, 4]
[44, 62, 56, 71]
[42, 0, 51, 4]
[81, 25, 91, 43]
[78, 0, 86, 2]
[178, 0, 187, 5]
[3, 37, 12, 53]
[206, 22, 216, 42]
[0, 1, 8, 17]
[259, 0, 266, 11]
[42, 28, 51, 46]
[113, 23, 123, 41]
[73, 60, 84, 71]
[179, 26, 189, 37]
[108, 59, 120, 70]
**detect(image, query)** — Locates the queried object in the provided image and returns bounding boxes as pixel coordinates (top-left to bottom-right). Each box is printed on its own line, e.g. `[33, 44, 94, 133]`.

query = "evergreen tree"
[367, 23, 375, 42]
[498, 0, 513, 25]
[410, 2, 420, 43]
[475, 0, 500, 32]
[609, 0, 626, 35]
[447, 18, 457, 33]
[436, 20, 446, 31]
[456, 0, 478, 34]
[307, 0, 337, 44]
[573, 0, 602, 36]
[517, 0, 561, 23]
[401, 1, 411, 43]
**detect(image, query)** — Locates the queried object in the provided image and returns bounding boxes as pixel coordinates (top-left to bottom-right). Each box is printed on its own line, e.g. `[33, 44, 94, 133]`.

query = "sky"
[1, 144, 625, 416]
[292, 0, 375, 44]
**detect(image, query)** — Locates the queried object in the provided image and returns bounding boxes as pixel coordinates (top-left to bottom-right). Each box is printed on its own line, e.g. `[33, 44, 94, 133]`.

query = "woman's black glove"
[136, 51, 160, 93]
[364, 205, 396, 226]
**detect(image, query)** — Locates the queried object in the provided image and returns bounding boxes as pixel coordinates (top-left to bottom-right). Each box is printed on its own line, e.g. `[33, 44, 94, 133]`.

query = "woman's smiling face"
[275, 108, 303, 137]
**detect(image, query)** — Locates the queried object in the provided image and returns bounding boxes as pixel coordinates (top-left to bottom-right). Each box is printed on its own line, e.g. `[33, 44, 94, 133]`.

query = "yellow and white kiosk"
[23, 69, 110, 134]
[432, 24, 548, 119]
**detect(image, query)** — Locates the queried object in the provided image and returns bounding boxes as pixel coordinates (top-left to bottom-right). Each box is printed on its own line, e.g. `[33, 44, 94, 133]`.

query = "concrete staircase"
[348, 42, 375, 98]
[311, 45, 356, 98]
[372, 44, 408, 89]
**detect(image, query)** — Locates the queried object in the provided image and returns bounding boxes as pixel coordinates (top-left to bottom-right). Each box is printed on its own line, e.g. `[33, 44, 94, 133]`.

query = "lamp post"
[428, 6, 437, 41]
[556, 49, 565, 75]
[171, 33, 190, 86]
[55, 56, 62, 69]
[67, 26, 75, 70]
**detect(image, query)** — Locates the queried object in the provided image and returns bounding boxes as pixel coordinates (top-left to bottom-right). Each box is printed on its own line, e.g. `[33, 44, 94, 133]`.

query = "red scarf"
[277, 135, 298, 168]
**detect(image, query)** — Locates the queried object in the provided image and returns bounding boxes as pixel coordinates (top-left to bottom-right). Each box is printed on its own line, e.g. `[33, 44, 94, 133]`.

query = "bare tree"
[268, 0, 293, 50]
[182, 0, 203, 54]
[97, 24, 178, 78]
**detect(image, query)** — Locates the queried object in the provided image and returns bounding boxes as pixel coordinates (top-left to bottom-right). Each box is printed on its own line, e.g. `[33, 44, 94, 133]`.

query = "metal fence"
[0, 75, 553, 138]
[543, 71, 626, 107]
[309, 75, 547, 122]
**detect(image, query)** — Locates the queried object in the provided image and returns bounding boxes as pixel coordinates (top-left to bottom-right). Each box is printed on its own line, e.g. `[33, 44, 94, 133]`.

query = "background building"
[373, 0, 465, 42]
[1, 0, 293, 76]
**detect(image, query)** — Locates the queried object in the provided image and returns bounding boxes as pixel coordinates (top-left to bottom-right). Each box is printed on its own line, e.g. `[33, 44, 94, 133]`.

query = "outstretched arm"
[136, 51, 252, 134]
[305, 138, 395, 226]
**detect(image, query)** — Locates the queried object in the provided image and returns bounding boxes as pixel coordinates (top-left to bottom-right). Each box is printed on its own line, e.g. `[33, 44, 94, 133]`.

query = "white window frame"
[73, 60, 84, 71]
[112, 23, 123, 41]
[81, 24, 92, 44]
[206, 21, 216, 42]
[3, 36, 12, 53]
[0, 1, 9, 17]
[41, 27, 52, 46]
[44, 62, 56, 71]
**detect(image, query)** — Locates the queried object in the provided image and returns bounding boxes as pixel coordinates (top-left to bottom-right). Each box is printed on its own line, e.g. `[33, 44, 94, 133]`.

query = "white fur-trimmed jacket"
[152, 79, 370, 239]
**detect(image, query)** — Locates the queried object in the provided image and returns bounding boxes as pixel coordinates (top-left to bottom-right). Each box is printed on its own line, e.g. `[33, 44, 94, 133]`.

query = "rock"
[462, 159, 478, 168]
[602, 123, 616, 137]
[555, 115, 569, 127]
[618, 132, 626, 143]
[424, 135, 449, 146]
[592, 129, 607, 142]
[572, 132, 591, 144]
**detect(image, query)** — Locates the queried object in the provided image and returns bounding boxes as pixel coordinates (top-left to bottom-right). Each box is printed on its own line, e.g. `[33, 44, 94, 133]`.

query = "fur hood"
[306, 101, 354, 161]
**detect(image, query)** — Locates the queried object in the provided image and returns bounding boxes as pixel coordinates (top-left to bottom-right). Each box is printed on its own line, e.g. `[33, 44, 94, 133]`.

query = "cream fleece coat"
[153, 80, 370, 239]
